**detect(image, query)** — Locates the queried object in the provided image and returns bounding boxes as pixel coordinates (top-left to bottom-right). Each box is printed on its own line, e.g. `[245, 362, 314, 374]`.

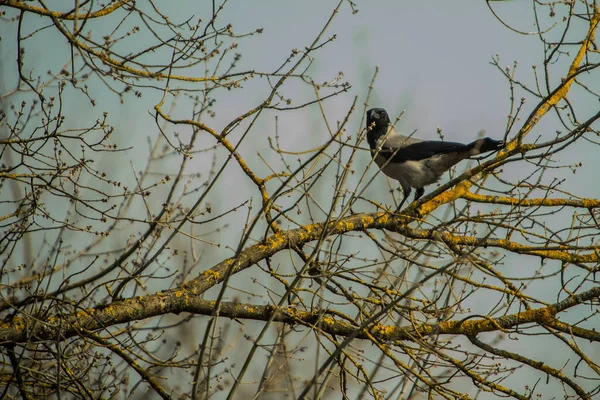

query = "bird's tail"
[469, 138, 504, 155]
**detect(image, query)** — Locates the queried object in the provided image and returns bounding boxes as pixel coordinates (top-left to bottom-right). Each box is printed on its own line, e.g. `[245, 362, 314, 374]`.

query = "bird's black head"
[366, 108, 391, 149]
[479, 137, 505, 153]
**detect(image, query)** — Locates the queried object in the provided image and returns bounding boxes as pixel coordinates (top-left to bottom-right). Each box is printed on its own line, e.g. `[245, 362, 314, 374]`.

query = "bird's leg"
[396, 187, 411, 211]
[414, 187, 425, 202]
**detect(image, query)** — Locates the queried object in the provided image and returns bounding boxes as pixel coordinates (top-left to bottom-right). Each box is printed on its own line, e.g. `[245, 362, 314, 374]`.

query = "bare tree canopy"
[1, 0, 599, 399]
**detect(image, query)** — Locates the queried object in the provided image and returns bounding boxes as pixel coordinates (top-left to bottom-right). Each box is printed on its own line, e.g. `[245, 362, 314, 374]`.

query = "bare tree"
[1, 0, 599, 399]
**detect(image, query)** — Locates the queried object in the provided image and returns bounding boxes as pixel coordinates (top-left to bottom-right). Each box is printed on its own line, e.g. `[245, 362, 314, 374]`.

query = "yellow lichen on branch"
[399, 227, 599, 264]
[417, 180, 472, 215]
[517, 9, 600, 141]
[463, 192, 600, 209]
[1, 281, 599, 347]
[2, 0, 128, 20]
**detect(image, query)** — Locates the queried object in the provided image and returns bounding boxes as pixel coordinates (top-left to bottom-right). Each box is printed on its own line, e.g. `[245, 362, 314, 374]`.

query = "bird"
[366, 107, 504, 211]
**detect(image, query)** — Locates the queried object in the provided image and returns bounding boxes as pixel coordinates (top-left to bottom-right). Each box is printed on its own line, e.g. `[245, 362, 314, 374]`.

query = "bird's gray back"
[378, 126, 421, 149]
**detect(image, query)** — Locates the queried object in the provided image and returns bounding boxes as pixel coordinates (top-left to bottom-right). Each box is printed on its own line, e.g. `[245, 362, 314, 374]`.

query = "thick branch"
[513, 9, 600, 143]
[1, 0, 127, 19]
[1, 178, 598, 343]
[1, 285, 598, 345]
[463, 192, 600, 209]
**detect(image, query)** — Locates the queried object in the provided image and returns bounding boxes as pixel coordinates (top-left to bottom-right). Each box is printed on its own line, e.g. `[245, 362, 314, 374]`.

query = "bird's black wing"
[378, 141, 470, 163]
